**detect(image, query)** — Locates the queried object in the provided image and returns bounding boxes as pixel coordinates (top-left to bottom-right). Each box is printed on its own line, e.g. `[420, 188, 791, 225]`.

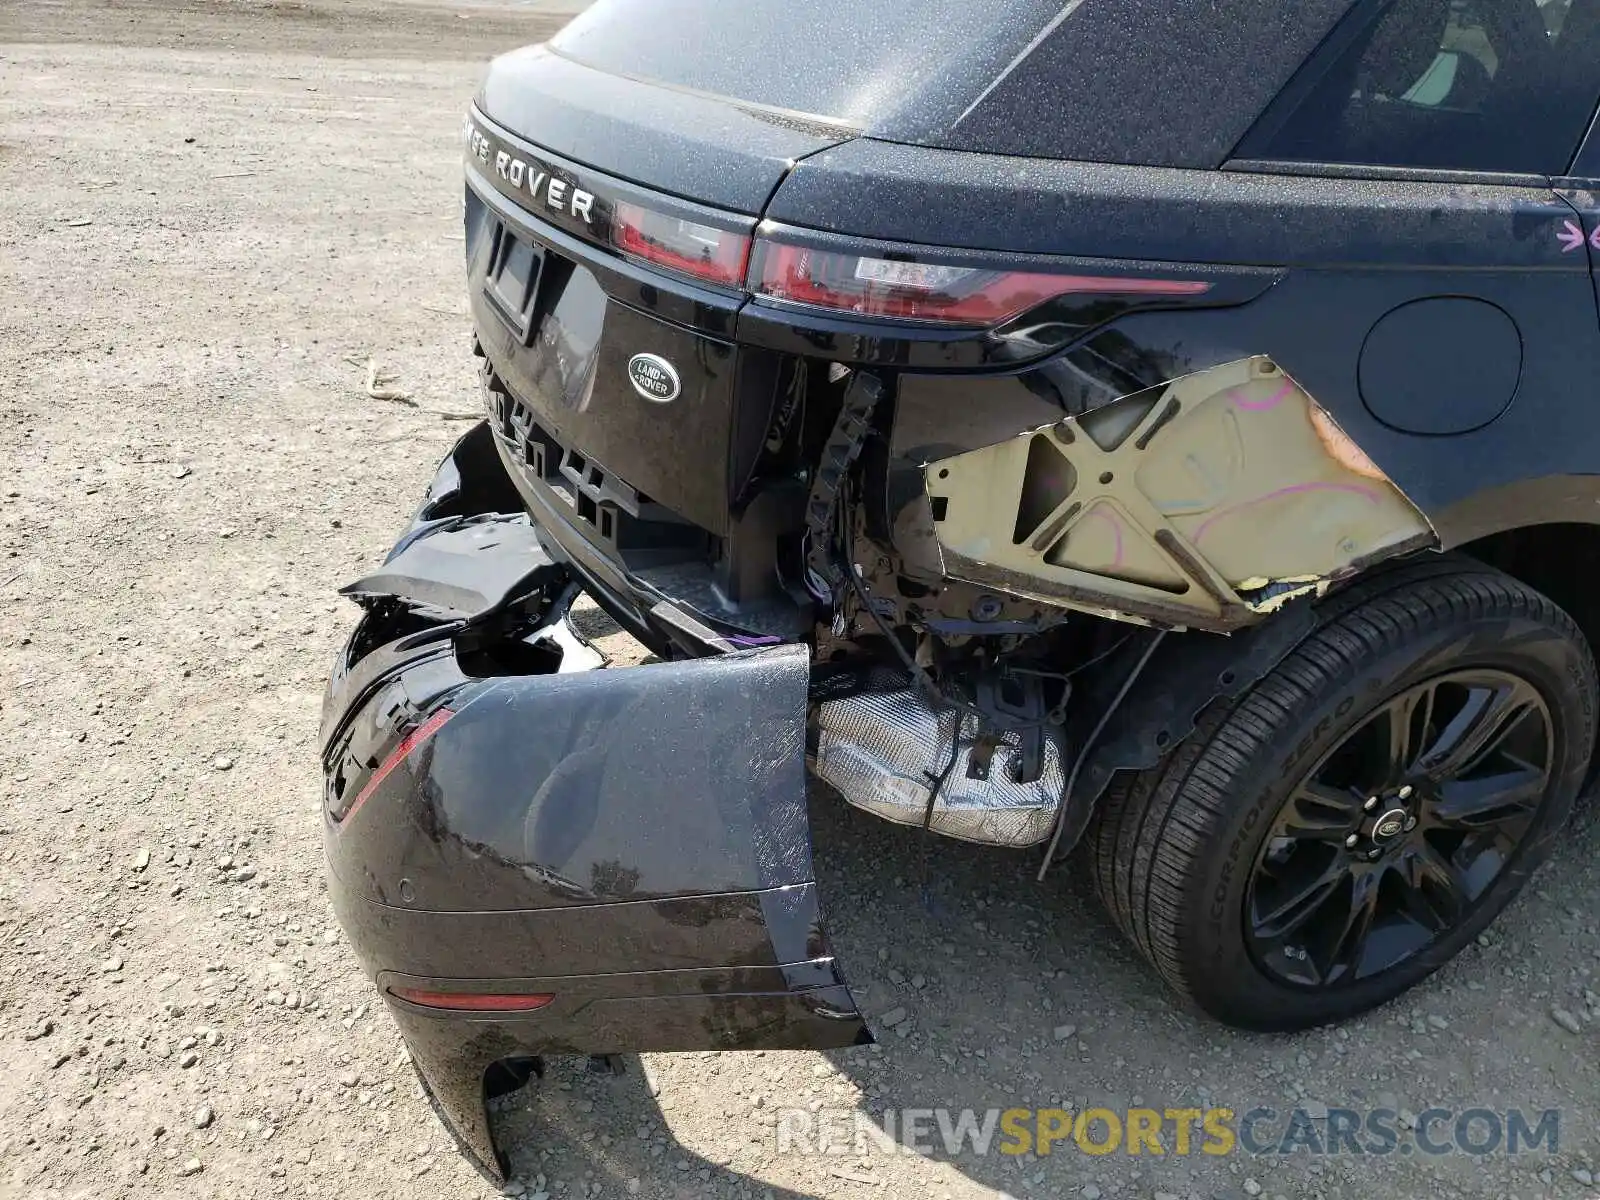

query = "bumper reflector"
[388, 986, 556, 1013]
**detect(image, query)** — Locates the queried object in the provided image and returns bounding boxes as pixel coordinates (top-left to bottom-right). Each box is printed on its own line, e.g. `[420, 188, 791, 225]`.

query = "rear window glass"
[1251, 0, 1600, 175]
[549, 0, 1065, 128]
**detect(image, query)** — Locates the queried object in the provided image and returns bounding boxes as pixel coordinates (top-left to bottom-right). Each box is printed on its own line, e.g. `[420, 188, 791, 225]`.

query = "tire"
[1087, 559, 1597, 1031]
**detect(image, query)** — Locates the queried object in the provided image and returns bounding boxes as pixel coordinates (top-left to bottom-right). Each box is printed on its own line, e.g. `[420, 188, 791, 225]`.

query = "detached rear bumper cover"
[322, 433, 865, 1180]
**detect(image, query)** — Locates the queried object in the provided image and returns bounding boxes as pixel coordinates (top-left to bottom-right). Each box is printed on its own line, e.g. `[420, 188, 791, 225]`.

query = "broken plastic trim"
[336, 707, 454, 828]
[339, 513, 563, 627]
[921, 357, 1437, 633]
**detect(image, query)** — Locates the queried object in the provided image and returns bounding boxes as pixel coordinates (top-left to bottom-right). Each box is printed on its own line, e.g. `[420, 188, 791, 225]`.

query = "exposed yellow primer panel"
[923, 357, 1436, 632]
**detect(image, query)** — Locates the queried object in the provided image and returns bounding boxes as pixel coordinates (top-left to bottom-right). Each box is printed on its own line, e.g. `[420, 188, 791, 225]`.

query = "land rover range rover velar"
[321, 0, 1600, 1177]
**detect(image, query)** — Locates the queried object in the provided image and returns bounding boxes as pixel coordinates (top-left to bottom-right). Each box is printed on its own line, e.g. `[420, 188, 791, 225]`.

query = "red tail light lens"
[750, 241, 1211, 326]
[611, 201, 752, 288]
[337, 707, 454, 828]
[388, 986, 555, 1013]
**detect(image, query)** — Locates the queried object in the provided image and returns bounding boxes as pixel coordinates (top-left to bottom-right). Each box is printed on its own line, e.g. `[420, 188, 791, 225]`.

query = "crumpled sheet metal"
[921, 356, 1437, 633]
[814, 687, 1064, 847]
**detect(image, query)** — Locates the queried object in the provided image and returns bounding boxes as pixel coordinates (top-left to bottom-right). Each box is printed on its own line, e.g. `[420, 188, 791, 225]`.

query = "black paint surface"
[1359, 298, 1523, 436]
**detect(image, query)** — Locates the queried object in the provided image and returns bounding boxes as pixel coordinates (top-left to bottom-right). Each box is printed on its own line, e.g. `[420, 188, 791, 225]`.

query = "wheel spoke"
[1322, 868, 1381, 981]
[1278, 781, 1364, 843]
[1381, 684, 1434, 782]
[1398, 842, 1469, 933]
[1419, 679, 1538, 782]
[1246, 666, 1553, 991]
[1433, 757, 1546, 830]
[1252, 860, 1349, 939]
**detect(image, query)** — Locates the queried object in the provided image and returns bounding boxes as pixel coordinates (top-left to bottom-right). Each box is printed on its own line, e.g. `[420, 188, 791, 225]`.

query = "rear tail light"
[749, 241, 1211, 326]
[611, 201, 751, 288]
[388, 986, 555, 1013]
[604, 203, 1210, 323]
[336, 707, 454, 828]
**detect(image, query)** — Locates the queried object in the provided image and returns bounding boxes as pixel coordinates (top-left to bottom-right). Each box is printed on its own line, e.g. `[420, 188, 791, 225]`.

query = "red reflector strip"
[611, 201, 751, 288]
[388, 986, 555, 1012]
[336, 707, 454, 829]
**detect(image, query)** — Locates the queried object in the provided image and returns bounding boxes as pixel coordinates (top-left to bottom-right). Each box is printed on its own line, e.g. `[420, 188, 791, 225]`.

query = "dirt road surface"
[2, 3, 1598, 1199]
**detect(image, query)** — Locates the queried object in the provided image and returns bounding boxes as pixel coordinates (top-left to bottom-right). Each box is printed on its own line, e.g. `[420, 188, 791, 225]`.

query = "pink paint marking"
[1559, 219, 1588, 254]
[1228, 380, 1296, 412]
[1082, 506, 1125, 567]
[1190, 481, 1381, 546]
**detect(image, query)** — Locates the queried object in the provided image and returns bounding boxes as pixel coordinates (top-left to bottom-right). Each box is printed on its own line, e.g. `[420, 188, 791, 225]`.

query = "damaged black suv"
[321, 0, 1600, 1178]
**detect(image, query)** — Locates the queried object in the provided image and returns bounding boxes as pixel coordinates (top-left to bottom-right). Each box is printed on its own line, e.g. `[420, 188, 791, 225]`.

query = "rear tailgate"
[459, 95, 819, 635]
[463, 144, 745, 537]
[476, 44, 849, 214]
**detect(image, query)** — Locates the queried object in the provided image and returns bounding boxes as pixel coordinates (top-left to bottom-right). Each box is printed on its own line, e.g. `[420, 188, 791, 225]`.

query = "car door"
[1555, 102, 1600, 321]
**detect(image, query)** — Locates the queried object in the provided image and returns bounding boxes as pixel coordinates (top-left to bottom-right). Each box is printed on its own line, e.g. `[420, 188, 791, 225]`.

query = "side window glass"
[1249, 0, 1600, 175]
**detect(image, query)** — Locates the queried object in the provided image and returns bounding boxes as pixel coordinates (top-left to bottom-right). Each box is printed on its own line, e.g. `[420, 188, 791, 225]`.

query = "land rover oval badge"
[627, 353, 680, 403]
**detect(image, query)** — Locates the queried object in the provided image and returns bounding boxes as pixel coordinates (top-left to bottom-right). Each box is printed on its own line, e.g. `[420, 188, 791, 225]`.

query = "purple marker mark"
[1190, 481, 1381, 546]
[1559, 219, 1588, 254]
[1229, 380, 1296, 412]
[724, 634, 783, 647]
[1591, 225, 1600, 251]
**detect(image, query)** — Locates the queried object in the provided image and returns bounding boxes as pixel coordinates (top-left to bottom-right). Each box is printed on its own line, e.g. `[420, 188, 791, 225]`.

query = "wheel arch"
[1454, 522, 1600, 673]
[1454, 521, 1600, 789]
[1051, 538, 1600, 865]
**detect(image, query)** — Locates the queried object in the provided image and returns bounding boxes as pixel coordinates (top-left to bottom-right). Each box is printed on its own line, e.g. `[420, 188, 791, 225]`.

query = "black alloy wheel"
[1246, 670, 1552, 989]
[1088, 560, 1596, 1030]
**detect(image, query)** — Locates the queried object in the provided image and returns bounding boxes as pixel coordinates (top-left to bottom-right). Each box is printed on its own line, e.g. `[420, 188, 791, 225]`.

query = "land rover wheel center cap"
[1371, 807, 1409, 845]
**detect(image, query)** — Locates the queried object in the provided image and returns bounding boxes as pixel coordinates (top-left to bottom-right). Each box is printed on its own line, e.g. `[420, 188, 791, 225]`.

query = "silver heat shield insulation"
[814, 688, 1065, 847]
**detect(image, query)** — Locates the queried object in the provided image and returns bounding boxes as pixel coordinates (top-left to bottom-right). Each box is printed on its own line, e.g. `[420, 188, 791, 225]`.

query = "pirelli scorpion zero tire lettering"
[1088, 560, 1597, 1031]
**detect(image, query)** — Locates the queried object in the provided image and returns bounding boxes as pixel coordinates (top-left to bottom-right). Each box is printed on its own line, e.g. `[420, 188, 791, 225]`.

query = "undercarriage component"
[814, 679, 1066, 847]
[1040, 599, 1321, 868]
[922, 357, 1436, 633]
[805, 371, 885, 604]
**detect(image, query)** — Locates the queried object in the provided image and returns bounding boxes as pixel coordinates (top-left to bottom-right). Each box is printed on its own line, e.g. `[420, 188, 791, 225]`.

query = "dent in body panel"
[921, 357, 1436, 632]
[328, 648, 819, 915]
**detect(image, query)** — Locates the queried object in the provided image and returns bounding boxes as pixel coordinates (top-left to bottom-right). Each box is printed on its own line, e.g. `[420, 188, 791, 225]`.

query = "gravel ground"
[2, 4, 1598, 1199]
